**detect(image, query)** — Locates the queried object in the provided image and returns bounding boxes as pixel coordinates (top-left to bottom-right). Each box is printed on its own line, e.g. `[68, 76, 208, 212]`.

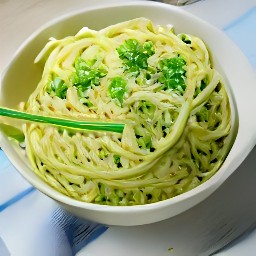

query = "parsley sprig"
[116, 39, 155, 75]
[71, 57, 107, 96]
[158, 56, 187, 92]
[47, 77, 68, 99]
[108, 76, 127, 106]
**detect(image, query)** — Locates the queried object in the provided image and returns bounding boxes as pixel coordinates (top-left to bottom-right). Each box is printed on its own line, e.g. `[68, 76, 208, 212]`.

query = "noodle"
[23, 18, 232, 205]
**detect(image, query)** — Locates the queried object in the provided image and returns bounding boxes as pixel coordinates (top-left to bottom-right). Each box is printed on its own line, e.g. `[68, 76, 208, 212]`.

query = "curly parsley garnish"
[108, 76, 127, 106]
[71, 57, 107, 95]
[158, 56, 187, 92]
[47, 77, 68, 99]
[116, 39, 155, 75]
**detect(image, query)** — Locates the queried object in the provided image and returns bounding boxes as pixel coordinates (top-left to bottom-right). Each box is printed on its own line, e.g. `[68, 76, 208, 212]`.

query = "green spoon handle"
[0, 107, 124, 133]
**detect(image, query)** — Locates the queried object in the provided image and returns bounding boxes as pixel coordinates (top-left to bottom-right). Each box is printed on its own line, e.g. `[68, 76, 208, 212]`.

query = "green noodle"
[23, 18, 232, 205]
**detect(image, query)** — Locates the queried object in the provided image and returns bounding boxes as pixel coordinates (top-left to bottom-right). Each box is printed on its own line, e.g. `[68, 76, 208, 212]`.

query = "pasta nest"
[23, 18, 232, 206]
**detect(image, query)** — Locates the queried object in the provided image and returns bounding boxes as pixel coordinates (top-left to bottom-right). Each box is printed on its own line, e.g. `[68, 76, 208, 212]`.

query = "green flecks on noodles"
[196, 105, 209, 122]
[137, 133, 152, 150]
[134, 124, 154, 151]
[179, 33, 192, 45]
[113, 155, 122, 168]
[136, 100, 156, 120]
[194, 77, 208, 97]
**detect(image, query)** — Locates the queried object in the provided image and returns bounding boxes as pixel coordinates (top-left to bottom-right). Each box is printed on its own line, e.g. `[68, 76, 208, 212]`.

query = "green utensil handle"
[0, 107, 124, 133]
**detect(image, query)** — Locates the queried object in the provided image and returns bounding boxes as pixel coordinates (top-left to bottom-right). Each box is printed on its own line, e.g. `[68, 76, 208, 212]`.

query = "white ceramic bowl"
[0, 1, 256, 226]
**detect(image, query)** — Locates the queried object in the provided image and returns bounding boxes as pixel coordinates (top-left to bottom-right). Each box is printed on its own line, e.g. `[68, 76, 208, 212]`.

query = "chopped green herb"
[98, 148, 108, 159]
[47, 77, 68, 99]
[108, 76, 127, 105]
[135, 67, 157, 86]
[137, 100, 156, 119]
[79, 97, 94, 108]
[196, 106, 209, 122]
[116, 39, 155, 75]
[179, 33, 192, 44]
[200, 78, 207, 91]
[194, 78, 208, 97]
[137, 134, 152, 150]
[71, 57, 107, 94]
[158, 56, 186, 92]
[113, 155, 122, 168]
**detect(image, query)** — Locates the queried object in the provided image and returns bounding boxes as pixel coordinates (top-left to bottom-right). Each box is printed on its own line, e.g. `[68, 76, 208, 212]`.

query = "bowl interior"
[0, 2, 255, 225]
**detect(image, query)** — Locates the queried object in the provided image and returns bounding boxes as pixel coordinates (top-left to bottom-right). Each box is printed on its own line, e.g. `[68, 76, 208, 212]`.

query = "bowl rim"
[1, 1, 256, 215]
